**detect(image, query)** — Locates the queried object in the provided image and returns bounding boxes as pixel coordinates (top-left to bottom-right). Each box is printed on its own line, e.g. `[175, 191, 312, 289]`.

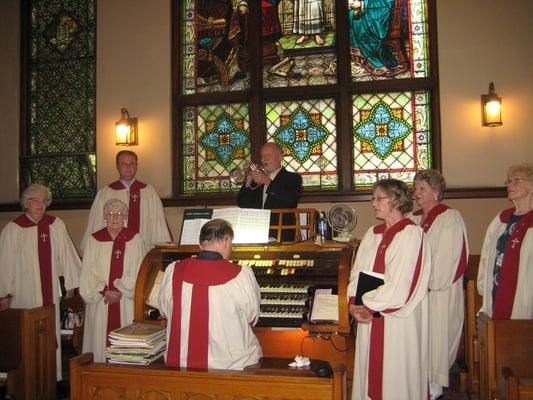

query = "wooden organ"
[69, 241, 356, 399]
[134, 242, 357, 385]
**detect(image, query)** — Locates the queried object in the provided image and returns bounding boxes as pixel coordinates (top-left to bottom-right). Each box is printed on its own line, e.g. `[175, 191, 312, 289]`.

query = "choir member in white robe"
[159, 218, 262, 370]
[80, 150, 171, 255]
[410, 169, 469, 400]
[348, 179, 431, 400]
[477, 162, 533, 320]
[80, 198, 144, 363]
[0, 183, 81, 381]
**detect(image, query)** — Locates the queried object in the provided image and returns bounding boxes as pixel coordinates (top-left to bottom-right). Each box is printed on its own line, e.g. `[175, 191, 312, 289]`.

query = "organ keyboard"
[135, 241, 355, 334]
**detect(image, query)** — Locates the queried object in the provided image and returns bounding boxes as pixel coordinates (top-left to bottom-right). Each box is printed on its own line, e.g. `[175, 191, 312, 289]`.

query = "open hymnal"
[309, 288, 338, 323]
[354, 270, 384, 305]
[179, 207, 271, 245]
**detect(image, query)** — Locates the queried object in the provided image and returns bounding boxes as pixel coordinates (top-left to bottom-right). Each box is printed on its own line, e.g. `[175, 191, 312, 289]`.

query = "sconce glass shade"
[481, 82, 502, 127]
[115, 108, 138, 145]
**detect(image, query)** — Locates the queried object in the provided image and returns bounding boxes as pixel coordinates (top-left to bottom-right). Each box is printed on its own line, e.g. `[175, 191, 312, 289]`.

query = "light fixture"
[115, 108, 138, 145]
[481, 82, 502, 127]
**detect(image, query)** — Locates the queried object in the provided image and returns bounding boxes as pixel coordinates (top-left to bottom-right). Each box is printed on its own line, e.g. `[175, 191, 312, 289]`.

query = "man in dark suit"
[237, 142, 302, 241]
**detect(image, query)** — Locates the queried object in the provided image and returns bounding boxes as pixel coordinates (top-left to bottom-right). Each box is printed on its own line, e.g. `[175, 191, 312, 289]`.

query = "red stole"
[108, 180, 147, 234]
[14, 214, 56, 305]
[92, 227, 136, 338]
[368, 218, 423, 400]
[166, 258, 241, 369]
[414, 203, 468, 282]
[493, 208, 533, 319]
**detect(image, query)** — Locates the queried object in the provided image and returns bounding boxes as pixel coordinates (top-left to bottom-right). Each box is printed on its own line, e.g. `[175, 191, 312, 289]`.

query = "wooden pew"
[477, 313, 533, 400]
[460, 254, 482, 397]
[501, 367, 533, 400]
[70, 353, 346, 400]
[0, 305, 56, 400]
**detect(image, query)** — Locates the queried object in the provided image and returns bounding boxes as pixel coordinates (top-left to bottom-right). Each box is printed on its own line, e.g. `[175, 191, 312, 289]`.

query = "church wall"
[0, 0, 530, 254]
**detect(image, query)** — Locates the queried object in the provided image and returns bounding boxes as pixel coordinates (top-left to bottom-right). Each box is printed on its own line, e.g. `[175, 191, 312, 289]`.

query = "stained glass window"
[266, 99, 338, 189]
[352, 91, 432, 188]
[174, 0, 438, 201]
[348, 0, 430, 81]
[182, 104, 251, 193]
[22, 0, 96, 199]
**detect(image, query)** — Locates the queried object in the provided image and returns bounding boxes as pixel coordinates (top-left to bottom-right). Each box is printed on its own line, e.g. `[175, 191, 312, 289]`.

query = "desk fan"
[327, 204, 357, 242]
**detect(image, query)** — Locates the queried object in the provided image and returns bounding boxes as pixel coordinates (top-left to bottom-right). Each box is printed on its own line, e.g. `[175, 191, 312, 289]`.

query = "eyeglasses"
[371, 196, 389, 203]
[28, 197, 47, 204]
[105, 212, 125, 218]
[504, 177, 528, 185]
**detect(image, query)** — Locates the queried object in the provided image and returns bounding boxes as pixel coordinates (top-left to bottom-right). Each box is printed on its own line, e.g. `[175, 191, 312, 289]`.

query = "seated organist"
[237, 142, 302, 241]
[159, 218, 263, 370]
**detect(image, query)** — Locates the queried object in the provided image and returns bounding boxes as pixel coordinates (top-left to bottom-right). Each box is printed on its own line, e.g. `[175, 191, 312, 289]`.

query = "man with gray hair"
[159, 219, 262, 370]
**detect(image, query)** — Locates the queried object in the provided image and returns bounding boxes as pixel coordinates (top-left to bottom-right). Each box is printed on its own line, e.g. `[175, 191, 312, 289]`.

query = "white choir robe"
[80, 233, 144, 362]
[0, 217, 81, 380]
[348, 224, 431, 400]
[159, 261, 263, 370]
[477, 213, 533, 319]
[409, 208, 469, 387]
[80, 181, 171, 255]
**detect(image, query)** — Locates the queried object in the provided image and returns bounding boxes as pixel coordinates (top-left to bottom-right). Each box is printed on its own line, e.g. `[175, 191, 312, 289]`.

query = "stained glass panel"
[262, 0, 337, 88]
[348, 0, 429, 81]
[352, 91, 432, 188]
[20, 155, 96, 198]
[266, 99, 338, 189]
[182, 103, 251, 193]
[181, 0, 250, 94]
[23, 0, 96, 199]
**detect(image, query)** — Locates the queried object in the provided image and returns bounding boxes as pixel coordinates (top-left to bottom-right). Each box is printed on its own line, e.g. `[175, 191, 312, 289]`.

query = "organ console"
[134, 240, 357, 387]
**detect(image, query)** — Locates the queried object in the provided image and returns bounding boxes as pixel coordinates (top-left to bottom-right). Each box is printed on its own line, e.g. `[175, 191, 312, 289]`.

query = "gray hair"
[103, 198, 128, 218]
[373, 178, 413, 215]
[507, 162, 533, 181]
[199, 219, 234, 245]
[20, 183, 52, 210]
[414, 169, 446, 201]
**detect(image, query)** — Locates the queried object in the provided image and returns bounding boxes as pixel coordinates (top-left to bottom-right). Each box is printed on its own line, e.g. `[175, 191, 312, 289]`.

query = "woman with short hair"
[410, 169, 469, 400]
[477, 162, 533, 320]
[0, 182, 81, 380]
[80, 198, 144, 362]
[348, 178, 431, 400]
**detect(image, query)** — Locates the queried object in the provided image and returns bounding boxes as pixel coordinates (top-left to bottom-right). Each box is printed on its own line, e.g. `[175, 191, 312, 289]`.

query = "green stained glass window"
[352, 91, 432, 188]
[22, 0, 96, 199]
[182, 104, 251, 193]
[348, 0, 430, 81]
[266, 99, 338, 189]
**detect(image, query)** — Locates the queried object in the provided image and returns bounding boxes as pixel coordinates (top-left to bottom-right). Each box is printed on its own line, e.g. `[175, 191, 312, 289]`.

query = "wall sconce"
[481, 82, 502, 127]
[115, 108, 138, 145]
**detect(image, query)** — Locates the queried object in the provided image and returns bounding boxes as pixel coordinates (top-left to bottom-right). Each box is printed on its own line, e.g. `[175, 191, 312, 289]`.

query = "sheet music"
[310, 288, 338, 323]
[213, 208, 271, 244]
[145, 270, 164, 309]
[180, 218, 210, 245]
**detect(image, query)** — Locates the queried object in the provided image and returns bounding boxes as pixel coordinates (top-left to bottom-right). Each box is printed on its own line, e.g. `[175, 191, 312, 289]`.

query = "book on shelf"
[354, 271, 384, 305]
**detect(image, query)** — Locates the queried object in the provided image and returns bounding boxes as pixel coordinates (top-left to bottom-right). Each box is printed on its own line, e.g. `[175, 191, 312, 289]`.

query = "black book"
[354, 271, 384, 305]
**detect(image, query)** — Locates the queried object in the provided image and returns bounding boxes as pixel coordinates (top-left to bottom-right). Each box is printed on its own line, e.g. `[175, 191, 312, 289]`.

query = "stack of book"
[106, 322, 166, 365]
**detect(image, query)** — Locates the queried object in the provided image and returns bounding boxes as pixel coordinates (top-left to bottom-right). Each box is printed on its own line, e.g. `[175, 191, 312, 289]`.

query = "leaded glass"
[352, 91, 432, 188]
[181, 0, 250, 94]
[348, 0, 430, 81]
[262, 0, 337, 88]
[266, 99, 338, 189]
[20, 154, 96, 198]
[23, 0, 96, 199]
[182, 104, 251, 193]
